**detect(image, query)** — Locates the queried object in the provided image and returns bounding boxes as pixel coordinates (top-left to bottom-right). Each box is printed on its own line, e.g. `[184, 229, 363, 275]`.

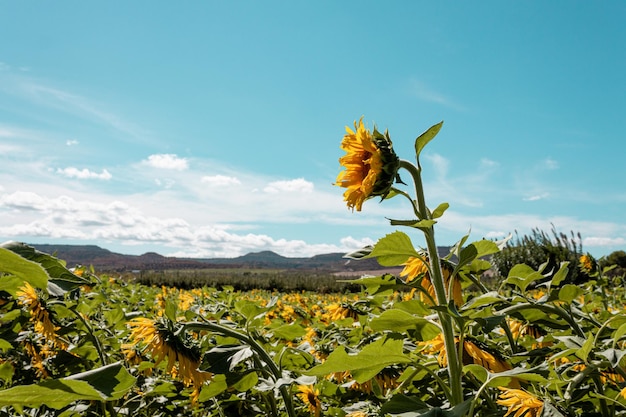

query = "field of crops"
[2, 119, 625, 417]
[1, 239, 625, 417]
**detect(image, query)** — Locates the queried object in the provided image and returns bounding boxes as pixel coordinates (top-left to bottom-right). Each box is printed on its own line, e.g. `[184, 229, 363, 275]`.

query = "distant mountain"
[29, 243, 452, 274]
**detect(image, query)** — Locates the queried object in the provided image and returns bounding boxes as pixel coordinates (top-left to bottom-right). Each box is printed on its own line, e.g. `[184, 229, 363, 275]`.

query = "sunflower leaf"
[415, 121, 444, 159]
[366, 231, 419, 267]
[304, 334, 411, 383]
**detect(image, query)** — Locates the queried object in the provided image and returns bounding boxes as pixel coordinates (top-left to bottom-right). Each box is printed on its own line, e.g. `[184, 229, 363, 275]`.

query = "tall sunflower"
[335, 118, 399, 211]
[497, 387, 544, 417]
[128, 317, 211, 404]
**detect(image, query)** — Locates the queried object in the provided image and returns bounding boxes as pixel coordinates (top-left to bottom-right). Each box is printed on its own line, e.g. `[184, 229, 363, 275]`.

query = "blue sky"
[0, 1, 624, 259]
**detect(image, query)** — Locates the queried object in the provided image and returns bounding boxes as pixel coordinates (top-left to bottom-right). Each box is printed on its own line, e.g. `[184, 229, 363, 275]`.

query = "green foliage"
[491, 226, 586, 284]
[601, 250, 626, 278]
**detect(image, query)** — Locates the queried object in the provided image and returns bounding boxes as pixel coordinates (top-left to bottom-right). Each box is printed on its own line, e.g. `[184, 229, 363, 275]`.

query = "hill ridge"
[28, 243, 451, 273]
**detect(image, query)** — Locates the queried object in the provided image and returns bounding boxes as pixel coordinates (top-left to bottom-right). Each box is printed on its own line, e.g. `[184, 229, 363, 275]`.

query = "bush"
[491, 226, 587, 283]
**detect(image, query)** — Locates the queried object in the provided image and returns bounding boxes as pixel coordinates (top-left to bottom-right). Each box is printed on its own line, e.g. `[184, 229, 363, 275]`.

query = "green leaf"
[1, 242, 92, 294]
[504, 264, 544, 292]
[558, 284, 582, 303]
[369, 309, 440, 338]
[431, 202, 449, 219]
[379, 394, 428, 414]
[232, 371, 258, 392]
[305, 335, 411, 383]
[0, 362, 135, 408]
[205, 345, 254, 373]
[575, 333, 594, 362]
[388, 219, 437, 229]
[0, 247, 49, 292]
[462, 292, 504, 310]
[454, 240, 499, 276]
[0, 361, 13, 384]
[415, 121, 444, 159]
[550, 262, 570, 287]
[464, 364, 489, 383]
[343, 274, 400, 295]
[469, 365, 548, 390]
[234, 299, 269, 321]
[613, 322, 626, 344]
[271, 323, 307, 340]
[366, 231, 419, 267]
[343, 245, 373, 260]
[597, 348, 626, 368]
[197, 374, 228, 401]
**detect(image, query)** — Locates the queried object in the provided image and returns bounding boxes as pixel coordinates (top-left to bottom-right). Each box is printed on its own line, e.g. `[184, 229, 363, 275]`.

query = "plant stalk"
[399, 159, 464, 405]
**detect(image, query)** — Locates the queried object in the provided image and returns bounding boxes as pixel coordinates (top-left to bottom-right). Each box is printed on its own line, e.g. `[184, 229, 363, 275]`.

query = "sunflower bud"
[335, 118, 400, 211]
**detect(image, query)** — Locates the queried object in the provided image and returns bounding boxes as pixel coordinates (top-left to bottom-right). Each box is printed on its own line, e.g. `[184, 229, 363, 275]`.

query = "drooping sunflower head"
[297, 384, 322, 417]
[127, 317, 211, 404]
[497, 387, 544, 417]
[335, 118, 400, 211]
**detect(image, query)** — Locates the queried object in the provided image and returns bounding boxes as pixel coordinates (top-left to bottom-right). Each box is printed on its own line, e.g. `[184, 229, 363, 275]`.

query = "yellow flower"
[463, 340, 512, 374]
[579, 254, 595, 273]
[620, 386, 626, 400]
[400, 257, 462, 306]
[497, 387, 544, 417]
[297, 384, 322, 417]
[347, 412, 369, 417]
[128, 318, 211, 404]
[419, 333, 449, 367]
[16, 283, 66, 348]
[335, 118, 399, 211]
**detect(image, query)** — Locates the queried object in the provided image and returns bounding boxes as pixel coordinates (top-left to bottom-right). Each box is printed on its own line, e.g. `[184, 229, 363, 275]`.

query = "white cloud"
[480, 158, 499, 168]
[0, 191, 354, 258]
[263, 178, 314, 194]
[523, 193, 549, 201]
[57, 167, 112, 180]
[143, 154, 189, 171]
[583, 237, 626, 247]
[66, 139, 79, 146]
[201, 175, 241, 187]
[426, 154, 449, 176]
[339, 236, 375, 250]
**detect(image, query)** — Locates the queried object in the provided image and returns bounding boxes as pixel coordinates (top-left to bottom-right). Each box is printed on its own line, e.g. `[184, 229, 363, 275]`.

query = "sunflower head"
[579, 253, 595, 274]
[335, 118, 400, 211]
[497, 387, 544, 417]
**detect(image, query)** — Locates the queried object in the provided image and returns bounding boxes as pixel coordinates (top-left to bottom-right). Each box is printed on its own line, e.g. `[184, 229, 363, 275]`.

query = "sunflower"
[335, 118, 399, 211]
[497, 387, 544, 417]
[297, 384, 322, 417]
[400, 256, 462, 306]
[463, 340, 512, 374]
[579, 254, 595, 274]
[128, 317, 211, 404]
[16, 282, 66, 348]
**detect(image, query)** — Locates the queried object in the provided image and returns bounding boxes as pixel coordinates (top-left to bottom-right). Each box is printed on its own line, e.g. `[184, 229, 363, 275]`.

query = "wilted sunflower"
[16, 282, 65, 348]
[463, 340, 513, 375]
[497, 387, 544, 417]
[297, 384, 322, 417]
[400, 256, 462, 306]
[335, 118, 400, 211]
[128, 317, 211, 404]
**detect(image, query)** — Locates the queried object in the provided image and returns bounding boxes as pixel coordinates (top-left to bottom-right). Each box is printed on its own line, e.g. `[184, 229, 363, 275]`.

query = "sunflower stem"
[399, 159, 464, 406]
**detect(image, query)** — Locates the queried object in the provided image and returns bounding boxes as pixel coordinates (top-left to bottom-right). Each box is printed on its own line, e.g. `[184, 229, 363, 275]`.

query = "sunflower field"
[1, 120, 625, 417]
